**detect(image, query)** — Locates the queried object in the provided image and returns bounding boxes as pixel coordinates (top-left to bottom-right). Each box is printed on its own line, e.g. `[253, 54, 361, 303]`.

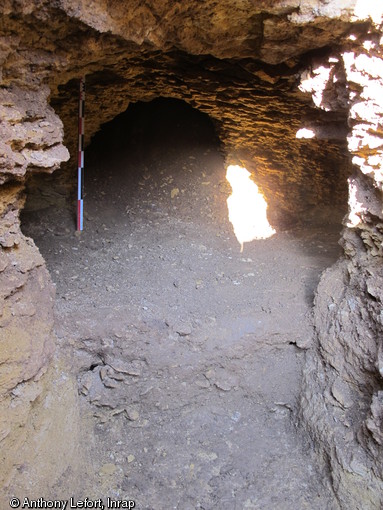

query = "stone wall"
[0, 46, 77, 502]
[301, 10, 383, 508]
[0, 0, 382, 504]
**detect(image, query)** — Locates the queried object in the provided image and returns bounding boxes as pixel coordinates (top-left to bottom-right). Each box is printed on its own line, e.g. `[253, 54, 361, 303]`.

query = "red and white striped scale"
[77, 76, 85, 230]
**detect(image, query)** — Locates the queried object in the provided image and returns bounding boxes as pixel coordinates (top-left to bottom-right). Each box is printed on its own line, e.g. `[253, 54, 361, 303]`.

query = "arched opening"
[82, 97, 227, 236]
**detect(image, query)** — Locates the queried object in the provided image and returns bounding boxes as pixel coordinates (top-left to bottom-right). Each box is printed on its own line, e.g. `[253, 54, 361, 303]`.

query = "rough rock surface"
[0, 94, 77, 503]
[0, 0, 382, 505]
[0, 7, 73, 501]
[300, 13, 383, 509]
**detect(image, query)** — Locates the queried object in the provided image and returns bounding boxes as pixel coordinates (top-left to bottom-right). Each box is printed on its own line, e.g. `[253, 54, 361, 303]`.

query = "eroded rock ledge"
[0, 0, 382, 505]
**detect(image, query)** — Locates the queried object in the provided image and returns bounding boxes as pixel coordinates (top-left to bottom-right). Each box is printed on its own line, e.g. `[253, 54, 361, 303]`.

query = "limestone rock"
[300, 15, 383, 510]
[366, 392, 383, 446]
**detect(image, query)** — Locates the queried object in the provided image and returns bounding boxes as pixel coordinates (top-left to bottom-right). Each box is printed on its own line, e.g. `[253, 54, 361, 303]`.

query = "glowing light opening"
[353, 0, 383, 25]
[296, 128, 316, 139]
[347, 178, 367, 228]
[226, 165, 276, 252]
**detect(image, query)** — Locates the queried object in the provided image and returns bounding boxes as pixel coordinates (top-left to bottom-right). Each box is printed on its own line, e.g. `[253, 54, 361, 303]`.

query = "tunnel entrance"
[21, 97, 345, 507]
[83, 98, 227, 238]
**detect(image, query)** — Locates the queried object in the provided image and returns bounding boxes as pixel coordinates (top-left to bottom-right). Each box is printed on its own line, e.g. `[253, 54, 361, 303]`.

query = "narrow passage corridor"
[22, 99, 345, 509]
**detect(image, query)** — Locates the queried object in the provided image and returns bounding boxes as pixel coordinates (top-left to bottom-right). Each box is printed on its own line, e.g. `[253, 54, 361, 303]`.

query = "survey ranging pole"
[77, 76, 85, 231]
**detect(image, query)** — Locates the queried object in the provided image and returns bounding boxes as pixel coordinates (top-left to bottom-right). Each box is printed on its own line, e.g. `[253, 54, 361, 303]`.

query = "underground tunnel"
[1, 2, 383, 509]
[21, 94, 347, 508]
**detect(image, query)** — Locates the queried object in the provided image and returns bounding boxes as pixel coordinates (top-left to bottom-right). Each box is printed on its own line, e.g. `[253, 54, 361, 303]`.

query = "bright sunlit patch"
[342, 49, 383, 185]
[347, 178, 366, 228]
[299, 65, 332, 110]
[296, 128, 316, 139]
[226, 165, 276, 252]
[353, 0, 383, 25]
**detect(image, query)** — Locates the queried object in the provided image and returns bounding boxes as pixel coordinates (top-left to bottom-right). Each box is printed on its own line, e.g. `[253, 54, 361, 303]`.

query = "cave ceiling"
[0, 0, 372, 220]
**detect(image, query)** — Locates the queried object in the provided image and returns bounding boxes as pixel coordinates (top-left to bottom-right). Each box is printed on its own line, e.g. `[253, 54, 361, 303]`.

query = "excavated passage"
[21, 99, 346, 507]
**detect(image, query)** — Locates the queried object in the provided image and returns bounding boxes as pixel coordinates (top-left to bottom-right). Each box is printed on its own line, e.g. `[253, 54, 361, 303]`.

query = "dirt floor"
[22, 99, 346, 509]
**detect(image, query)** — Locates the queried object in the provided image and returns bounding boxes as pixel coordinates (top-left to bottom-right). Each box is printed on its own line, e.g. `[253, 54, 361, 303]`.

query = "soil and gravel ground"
[22, 99, 345, 509]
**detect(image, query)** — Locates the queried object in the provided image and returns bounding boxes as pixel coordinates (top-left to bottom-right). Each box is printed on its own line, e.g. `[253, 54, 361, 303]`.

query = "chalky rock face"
[0, 12, 71, 498]
[0, 94, 69, 494]
[0, 0, 382, 504]
[301, 14, 383, 509]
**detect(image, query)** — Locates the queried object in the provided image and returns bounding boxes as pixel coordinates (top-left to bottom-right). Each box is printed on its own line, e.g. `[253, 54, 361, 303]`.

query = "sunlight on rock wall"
[352, 0, 383, 25]
[296, 128, 316, 139]
[301, 6, 383, 507]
